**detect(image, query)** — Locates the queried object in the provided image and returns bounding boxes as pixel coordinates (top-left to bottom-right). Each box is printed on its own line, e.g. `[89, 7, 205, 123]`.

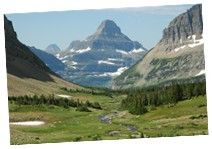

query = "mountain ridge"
[113, 4, 204, 89]
[66, 19, 146, 51]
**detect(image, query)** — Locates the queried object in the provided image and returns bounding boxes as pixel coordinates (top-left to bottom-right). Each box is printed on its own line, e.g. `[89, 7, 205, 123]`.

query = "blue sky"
[6, 4, 194, 50]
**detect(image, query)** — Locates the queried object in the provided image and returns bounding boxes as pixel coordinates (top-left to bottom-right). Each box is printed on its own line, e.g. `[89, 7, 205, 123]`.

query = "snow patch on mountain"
[69, 49, 75, 52]
[98, 60, 116, 65]
[174, 45, 186, 52]
[108, 58, 124, 61]
[56, 53, 60, 59]
[97, 66, 128, 77]
[70, 66, 77, 69]
[116, 48, 145, 55]
[116, 50, 128, 55]
[75, 47, 91, 53]
[129, 48, 145, 54]
[59, 55, 69, 60]
[188, 38, 203, 48]
[62, 60, 68, 63]
[174, 36, 203, 52]
[195, 69, 205, 76]
[71, 61, 78, 65]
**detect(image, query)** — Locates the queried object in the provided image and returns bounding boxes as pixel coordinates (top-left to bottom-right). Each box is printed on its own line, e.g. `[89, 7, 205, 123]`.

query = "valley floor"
[9, 91, 208, 144]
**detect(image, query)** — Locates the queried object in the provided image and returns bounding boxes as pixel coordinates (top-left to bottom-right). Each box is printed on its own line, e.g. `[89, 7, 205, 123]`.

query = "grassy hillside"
[9, 90, 207, 144]
[7, 74, 82, 96]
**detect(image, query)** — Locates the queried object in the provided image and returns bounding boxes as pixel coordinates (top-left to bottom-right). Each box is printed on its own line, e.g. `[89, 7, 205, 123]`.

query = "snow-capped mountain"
[57, 19, 147, 87]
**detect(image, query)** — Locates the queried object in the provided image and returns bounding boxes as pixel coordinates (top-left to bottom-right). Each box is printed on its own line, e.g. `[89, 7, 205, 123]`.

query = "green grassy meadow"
[9, 90, 208, 144]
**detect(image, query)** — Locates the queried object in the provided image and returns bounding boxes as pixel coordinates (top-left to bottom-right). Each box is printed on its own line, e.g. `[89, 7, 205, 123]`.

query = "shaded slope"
[4, 16, 81, 96]
[4, 16, 55, 82]
[29, 46, 66, 74]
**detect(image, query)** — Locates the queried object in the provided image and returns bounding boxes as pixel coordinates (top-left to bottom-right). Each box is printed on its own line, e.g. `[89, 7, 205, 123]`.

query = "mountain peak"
[95, 19, 121, 35]
[68, 19, 145, 51]
[45, 44, 61, 55]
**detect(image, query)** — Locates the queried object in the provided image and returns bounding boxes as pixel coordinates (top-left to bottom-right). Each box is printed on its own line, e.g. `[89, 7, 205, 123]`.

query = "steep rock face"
[159, 4, 203, 50]
[113, 4, 204, 89]
[45, 44, 61, 55]
[58, 20, 147, 87]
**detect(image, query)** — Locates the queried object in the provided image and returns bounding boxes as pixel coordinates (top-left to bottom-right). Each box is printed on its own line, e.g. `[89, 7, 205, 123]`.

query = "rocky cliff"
[159, 4, 203, 50]
[113, 4, 205, 89]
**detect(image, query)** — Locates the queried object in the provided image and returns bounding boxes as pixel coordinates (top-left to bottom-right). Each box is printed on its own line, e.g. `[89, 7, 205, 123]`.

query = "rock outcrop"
[159, 4, 203, 50]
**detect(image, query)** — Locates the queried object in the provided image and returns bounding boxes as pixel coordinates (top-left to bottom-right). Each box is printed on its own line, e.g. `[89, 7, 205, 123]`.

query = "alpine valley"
[5, 4, 208, 145]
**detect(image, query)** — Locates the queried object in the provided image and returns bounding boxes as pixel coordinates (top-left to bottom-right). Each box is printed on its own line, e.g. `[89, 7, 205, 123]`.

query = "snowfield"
[116, 48, 145, 55]
[107, 58, 123, 61]
[75, 47, 91, 53]
[62, 60, 68, 63]
[59, 55, 69, 60]
[57, 94, 72, 98]
[116, 49, 128, 55]
[71, 61, 78, 65]
[174, 45, 186, 52]
[55, 53, 60, 59]
[97, 66, 128, 77]
[195, 69, 205, 76]
[10, 121, 45, 126]
[188, 38, 204, 48]
[174, 35, 203, 52]
[129, 48, 145, 54]
[98, 60, 116, 65]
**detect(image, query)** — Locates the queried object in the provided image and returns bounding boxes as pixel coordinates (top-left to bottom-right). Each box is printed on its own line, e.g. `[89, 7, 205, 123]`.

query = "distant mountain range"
[113, 4, 205, 89]
[57, 20, 147, 87]
[29, 46, 67, 74]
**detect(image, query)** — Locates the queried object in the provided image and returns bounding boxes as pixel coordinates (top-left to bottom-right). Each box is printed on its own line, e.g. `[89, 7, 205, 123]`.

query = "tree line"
[121, 81, 206, 115]
[9, 94, 102, 111]
[60, 87, 114, 98]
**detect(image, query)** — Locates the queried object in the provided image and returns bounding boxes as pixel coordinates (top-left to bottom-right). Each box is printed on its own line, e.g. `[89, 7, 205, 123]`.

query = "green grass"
[9, 93, 208, 145]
